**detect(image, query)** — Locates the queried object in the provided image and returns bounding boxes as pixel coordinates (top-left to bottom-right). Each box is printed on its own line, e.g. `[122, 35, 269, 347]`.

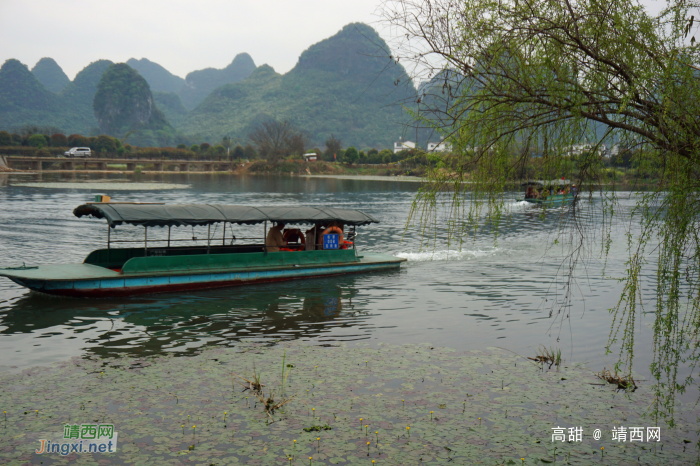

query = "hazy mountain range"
[0, 23, 418, 148]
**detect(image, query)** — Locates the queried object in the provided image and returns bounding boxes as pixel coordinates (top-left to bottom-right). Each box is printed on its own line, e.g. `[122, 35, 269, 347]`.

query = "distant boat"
[522, 180, 576, 207]
[0, 204, 405, 298]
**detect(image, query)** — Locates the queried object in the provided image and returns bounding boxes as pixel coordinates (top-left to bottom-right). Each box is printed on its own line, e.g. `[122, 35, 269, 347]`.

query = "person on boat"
[266, 222, 286, 252]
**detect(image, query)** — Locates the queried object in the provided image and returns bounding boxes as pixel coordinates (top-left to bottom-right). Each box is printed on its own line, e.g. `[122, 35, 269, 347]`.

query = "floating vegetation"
[595, 367, 638, 391]
[528, 345, 563, 369]
[0, 342, 696, 465]
[303, 424, 333, 432]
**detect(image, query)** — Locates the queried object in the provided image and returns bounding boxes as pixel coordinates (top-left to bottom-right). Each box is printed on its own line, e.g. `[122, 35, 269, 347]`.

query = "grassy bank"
[1, 341, 697, 465]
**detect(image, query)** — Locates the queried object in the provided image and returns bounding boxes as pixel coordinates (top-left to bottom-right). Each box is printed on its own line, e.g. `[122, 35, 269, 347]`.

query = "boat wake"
[396, 248, 501, 262]
[508, 200, 531, 210]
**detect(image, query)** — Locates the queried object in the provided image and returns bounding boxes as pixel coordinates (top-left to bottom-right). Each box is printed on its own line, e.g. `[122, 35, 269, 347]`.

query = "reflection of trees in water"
[0, 280, 364, 360]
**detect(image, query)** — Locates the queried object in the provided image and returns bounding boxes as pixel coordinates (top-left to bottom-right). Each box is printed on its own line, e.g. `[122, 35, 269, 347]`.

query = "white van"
[64, 147, 91, 158]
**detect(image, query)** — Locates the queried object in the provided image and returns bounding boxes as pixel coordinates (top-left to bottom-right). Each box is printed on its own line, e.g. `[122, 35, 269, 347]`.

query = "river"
[0, 172, 661, 385]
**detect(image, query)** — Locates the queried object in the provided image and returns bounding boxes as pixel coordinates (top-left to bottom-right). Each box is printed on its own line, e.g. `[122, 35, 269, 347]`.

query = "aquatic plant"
[232, 364, 265, 394]
[1, 342, 697, 464]
[596, 367, 638, 391]
[303, 424, 332, 433]
[528, 346, 563, 370]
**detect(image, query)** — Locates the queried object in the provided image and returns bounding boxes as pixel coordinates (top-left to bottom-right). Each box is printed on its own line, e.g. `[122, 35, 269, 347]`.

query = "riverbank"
[1, 341, 696, 465]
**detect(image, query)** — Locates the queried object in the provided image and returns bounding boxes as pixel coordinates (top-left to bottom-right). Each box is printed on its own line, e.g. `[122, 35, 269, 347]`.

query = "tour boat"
[0, 203, 405, 298]
[522, 180, 576, 207]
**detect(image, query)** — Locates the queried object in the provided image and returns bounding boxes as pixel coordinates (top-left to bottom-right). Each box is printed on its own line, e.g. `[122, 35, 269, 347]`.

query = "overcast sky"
[0, 0, 386, 79]
[0, 0, 668, 81]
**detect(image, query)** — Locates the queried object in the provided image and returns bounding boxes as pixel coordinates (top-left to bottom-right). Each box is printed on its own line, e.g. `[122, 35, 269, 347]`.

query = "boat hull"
[3, 255, 403, 298]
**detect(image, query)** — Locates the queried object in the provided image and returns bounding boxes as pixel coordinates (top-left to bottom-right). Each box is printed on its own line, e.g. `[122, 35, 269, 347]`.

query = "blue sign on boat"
[324, 234, 340, 250]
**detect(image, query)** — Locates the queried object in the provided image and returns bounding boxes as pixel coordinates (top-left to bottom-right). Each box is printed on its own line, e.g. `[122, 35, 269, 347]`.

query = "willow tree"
[381, 0, 700, 426]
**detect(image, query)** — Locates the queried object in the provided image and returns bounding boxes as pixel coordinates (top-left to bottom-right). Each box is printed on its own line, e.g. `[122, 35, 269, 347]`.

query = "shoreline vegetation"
[1, 158, 663, 190]
[1, 341, 696, 465]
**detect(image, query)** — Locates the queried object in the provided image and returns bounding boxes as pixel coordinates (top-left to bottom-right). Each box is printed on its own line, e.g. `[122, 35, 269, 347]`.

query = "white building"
[393, 140, 416, 153]
[427, 141, 452, 152]
[302, 153, 317, 162]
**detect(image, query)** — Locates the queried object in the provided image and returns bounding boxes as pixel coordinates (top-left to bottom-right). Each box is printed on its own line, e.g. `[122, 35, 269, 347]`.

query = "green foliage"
[27, 134, 47, 148]
[152, 91, 188, 127]
[200, 142, 210, 151]
[232, 145, 244, 159]
[31, 58, 70, 93]
[0, 130, 11, 146]
[93, 63, 172, 137]
[211, 144, 226, 156]
[179, 53, 256, 109]
[190, 144, 199, 153]
[176, 143, 187, 149]
[126, 58, 185, 94]
[344, 146, 359, 164]
[180, 24, 415, 148]
[0, 59, 65, 133]
[94, 135, 118, 153]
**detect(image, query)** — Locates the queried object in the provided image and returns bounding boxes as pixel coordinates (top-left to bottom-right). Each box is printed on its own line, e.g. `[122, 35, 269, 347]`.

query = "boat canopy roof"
[521, 179, 572, 187]
[73, 204, 379, 228]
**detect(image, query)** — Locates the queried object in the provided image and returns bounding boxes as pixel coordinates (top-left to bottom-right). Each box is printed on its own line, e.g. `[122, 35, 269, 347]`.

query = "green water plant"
[528, 346, 562, 370]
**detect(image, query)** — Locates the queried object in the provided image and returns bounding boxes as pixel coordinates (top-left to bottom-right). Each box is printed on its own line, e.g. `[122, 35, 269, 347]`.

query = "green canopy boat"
[522, 180, 577, 207]
[0, 203, 405, 298]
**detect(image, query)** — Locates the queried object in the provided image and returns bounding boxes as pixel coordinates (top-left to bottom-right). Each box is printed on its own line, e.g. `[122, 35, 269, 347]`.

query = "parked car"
[64, 147, 91, 158]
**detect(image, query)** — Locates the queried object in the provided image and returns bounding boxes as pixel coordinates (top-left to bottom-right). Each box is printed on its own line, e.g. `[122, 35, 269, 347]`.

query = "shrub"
[382, 154, 392, 164]
[51, 133, 68, 147]
[248, 160, 271, 172]
[200, 142, 210, 151]
[176, 143, 187, 149]
[28, 134, 48, 148]
[68, 134, 90, 147]
[211, 144, 226, 156]
[94, 135, 118, 153]
[190, 144, 199, 153]
[232, 145, 244, 159]
[0, 131, 11, 146]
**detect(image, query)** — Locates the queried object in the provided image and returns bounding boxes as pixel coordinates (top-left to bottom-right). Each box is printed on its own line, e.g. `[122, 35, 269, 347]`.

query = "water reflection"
[0, 275, 372, 361]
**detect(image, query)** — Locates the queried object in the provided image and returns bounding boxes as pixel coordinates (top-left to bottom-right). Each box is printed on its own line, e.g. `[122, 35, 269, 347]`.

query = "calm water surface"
[0, 172, 656, 381]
